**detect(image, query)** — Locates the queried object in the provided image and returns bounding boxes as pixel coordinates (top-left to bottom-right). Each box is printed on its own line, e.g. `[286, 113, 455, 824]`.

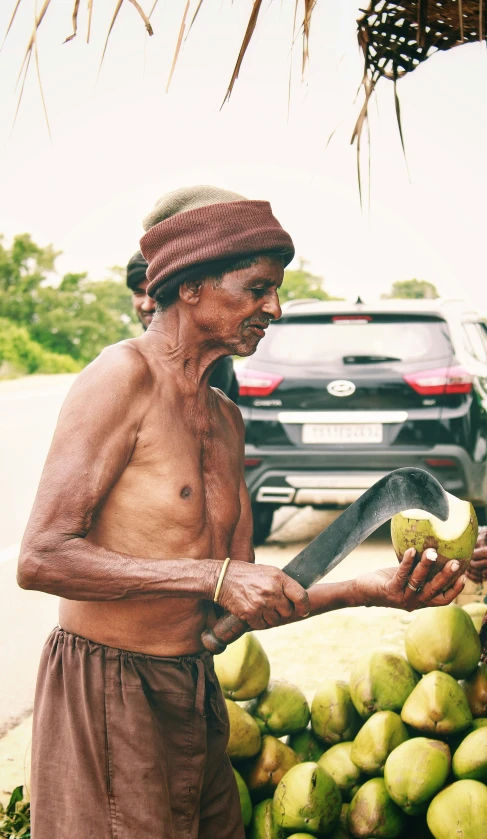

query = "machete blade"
[282, 467, 449, 590]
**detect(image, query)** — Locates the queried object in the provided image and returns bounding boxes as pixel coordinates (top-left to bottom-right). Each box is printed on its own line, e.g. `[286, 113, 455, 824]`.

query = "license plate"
[302, 423, 383, 444]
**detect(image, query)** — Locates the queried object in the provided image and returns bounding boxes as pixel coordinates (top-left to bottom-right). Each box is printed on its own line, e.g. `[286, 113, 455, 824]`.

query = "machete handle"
[201, 614, 249, 654]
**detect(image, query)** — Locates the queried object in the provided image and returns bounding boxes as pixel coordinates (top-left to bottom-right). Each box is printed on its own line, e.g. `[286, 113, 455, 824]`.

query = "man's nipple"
[180, 485, 193, 500]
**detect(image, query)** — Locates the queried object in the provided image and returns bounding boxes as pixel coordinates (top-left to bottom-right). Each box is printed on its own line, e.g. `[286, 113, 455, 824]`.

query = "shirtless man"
[18, 186, 466, 839]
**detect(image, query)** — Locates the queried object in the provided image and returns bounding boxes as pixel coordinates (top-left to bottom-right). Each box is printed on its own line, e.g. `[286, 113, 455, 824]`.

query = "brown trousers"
[31, 628, 244, 839]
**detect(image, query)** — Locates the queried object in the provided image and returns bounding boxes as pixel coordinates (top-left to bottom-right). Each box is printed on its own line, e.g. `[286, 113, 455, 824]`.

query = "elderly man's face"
[198, 256, 284, 357]
[132, 279, 156, 329]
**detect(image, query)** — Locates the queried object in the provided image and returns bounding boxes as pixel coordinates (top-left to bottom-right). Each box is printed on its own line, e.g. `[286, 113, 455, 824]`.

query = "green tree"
[280, 258, 342, 304]
[383, 279, 439, 300]
[0, 318, 80, 377]
[0, 234, 137, 372]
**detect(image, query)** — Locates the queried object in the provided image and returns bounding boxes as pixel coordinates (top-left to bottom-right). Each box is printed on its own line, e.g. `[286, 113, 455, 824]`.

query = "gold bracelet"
[214, 557, 231, 603]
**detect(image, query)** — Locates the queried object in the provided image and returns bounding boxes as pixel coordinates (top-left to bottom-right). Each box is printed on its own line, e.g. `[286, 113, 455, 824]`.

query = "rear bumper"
[244, 444, 487, 507]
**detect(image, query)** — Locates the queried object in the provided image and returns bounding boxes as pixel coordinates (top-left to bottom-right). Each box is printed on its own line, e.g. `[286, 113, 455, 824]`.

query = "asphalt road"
[0, 374, 393, 737]
[0, 375, 76, 736]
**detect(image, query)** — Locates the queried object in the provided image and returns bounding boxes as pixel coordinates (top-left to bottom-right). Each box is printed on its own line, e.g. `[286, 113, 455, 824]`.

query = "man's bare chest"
[105, 400, 241, 541]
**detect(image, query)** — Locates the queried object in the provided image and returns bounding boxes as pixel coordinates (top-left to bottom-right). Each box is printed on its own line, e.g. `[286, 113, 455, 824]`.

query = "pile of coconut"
[219, 608, 487, 837]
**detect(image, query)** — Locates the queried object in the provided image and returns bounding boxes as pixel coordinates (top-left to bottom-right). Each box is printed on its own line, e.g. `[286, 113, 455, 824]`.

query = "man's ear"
[179, 279, 203, 306]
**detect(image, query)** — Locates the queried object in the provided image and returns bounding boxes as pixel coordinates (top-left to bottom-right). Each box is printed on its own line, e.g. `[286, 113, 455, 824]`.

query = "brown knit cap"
[139, 185, 295, 299]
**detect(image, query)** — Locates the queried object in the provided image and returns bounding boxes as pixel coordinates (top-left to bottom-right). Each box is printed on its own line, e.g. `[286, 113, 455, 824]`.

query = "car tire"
[474, 505, 487, 527]
[252, 504, 276, 546]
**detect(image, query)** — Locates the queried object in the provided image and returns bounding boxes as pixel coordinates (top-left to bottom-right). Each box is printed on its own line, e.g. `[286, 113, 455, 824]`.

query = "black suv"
[237, 298, 487, 544]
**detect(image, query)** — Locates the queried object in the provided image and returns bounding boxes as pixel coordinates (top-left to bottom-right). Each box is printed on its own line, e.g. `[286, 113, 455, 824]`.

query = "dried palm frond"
[357, 0, 485, 87]
[353, 0, 486, 197]
[301, 0, 317, 75]
[222, 0, 265, 106]
[166, 0, 190, 93]
[6, 0, 483, 201]
[3, 1, 319, 118]
[64, 0, 80, 43]
[1, 0, 23, 50]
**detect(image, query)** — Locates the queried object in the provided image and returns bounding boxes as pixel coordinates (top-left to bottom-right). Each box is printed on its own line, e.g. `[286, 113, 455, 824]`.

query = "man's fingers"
[246, 613, 269, 631]
[427, 575, 466, 606]
[274, 599, 294, 620]
[403, 548, 438, 596]
[420, 559, 462, 600]
[466, 570, 483, 583]
[472, 552, 487, 566]
[393, 548, 417, 587]
[282, 577, 310, 617]
[262, 608, 283, 627]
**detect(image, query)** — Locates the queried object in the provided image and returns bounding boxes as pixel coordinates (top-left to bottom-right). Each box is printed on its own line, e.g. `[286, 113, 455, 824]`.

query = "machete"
[201, 467, 449, 654]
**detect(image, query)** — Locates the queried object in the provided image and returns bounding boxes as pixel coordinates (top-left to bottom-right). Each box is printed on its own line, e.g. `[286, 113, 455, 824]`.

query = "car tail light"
[245, 458, 262, 468]
[425, 458, 457, 468]
[237, 368, 284, 397]
[403, 366, 473, 395]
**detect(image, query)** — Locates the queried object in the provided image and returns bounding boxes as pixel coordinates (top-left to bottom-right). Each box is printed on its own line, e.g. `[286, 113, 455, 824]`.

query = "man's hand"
[465, 527, 487, 584]
[354, 548, 466, 612]
[218, 562, 310, 630]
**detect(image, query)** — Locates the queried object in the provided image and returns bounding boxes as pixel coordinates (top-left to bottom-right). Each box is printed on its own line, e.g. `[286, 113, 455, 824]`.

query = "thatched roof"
[4, 1, 485, 162]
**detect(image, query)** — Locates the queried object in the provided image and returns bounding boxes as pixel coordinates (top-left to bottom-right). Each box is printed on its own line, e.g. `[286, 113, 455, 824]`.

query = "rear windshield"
[255, 315, 453, 366]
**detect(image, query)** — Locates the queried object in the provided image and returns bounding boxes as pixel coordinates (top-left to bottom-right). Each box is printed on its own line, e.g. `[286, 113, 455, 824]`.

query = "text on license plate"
[302, 423, 383, 444]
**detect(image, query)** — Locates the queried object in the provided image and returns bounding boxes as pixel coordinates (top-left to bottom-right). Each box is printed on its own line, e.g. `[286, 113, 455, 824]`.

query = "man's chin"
[233, 339, 261, 357]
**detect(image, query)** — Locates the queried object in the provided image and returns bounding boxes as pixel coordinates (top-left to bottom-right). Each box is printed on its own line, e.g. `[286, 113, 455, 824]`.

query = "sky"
[0, 0, 486, 307]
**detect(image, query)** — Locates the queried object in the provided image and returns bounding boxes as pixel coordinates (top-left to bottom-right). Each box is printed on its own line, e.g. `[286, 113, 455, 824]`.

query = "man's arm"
[18, 347, 309, 627]
[272, 548, 466, 626]
[465, 526, 487, 583]
[17, 344, 218, 600]
[227, 400, 254, 563]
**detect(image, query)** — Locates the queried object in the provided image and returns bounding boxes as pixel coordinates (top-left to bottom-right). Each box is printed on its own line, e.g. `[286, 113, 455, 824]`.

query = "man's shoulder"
[74, 340, 153, 395]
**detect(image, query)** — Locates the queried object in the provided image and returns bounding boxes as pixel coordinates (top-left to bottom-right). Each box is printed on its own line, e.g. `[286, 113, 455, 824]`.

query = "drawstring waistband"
[188, 652, 227, 733]
[195, 657, 207, 717]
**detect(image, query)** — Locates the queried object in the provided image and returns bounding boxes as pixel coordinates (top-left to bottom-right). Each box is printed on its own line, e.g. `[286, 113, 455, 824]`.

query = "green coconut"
[347, 778, 406, 838]
[240, 735, 299, 802]
[214, 632, 270, 700]
[319, 743, 364, 802]
[445, 716, 487, 755]
[350, 711, 409, 778]
[349, 651, 419, 719]
[452, 726, 487, 781]
[401, 671, 472, 737]
[384, 737, 451, 815]
[247, 799, 286, 839]
[273, 762, 342, 835]
[247, 680, 310, 737]
[328, 803, 352, 838]
[426, 779, 487, 839]
[287, 727, 326, 763]
[233, 768, 253, 827]
[405, 605, 480, 679]
[391, 492, 478, 583]
[462, 602, 487, 633]
[311, 680, 362, 745]
[462, 663, 487, 717]
[225, 699, 261, 760]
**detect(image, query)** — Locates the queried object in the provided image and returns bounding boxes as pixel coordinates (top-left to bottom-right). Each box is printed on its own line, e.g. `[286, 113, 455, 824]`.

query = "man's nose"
[262, 290, 282, 322]
[142, 294, 156, 312]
